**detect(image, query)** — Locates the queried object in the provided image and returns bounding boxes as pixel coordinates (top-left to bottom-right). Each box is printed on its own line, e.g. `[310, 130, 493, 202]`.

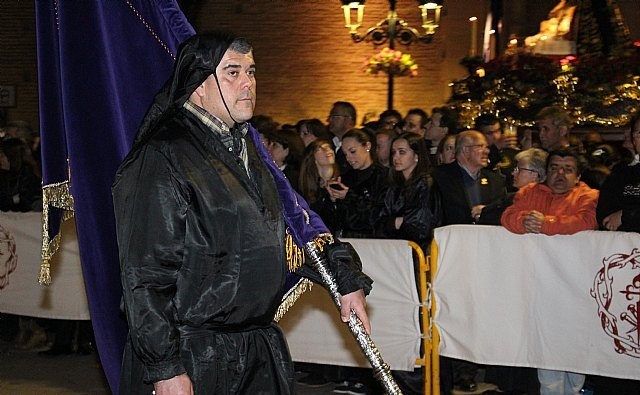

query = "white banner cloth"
[433, 225, 640, 380]
[280, 238, 422, 371]
[0, 212, 90, 320]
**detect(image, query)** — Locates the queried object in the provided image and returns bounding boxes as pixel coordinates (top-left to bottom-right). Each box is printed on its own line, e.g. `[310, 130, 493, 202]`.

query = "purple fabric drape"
[35, 1, 194, 393]
[247, 125, 330, 246]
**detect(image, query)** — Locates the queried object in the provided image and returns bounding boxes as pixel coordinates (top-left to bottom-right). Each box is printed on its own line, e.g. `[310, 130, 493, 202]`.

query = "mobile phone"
[329, 183, 345, 191]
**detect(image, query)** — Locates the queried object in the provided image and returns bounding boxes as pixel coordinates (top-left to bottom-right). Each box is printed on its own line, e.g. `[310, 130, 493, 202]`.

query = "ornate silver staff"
[305, 237, 403, 395]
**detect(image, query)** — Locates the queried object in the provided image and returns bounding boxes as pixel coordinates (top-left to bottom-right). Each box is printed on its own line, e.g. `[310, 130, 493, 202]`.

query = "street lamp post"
[340, 0, 444, 110]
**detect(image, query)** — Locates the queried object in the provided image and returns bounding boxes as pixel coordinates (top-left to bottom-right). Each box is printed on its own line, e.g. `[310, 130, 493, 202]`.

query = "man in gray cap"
[113, 32, 372, 395]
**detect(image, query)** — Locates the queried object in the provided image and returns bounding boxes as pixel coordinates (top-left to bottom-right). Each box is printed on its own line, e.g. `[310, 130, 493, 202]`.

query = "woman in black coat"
[375, 132, 434, 251]
[326, 128, 388, 238]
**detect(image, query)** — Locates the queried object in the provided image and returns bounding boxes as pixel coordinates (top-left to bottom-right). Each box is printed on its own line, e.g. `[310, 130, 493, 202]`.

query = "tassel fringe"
[274, 278, 313, 322]
[40, 180, 74, 285]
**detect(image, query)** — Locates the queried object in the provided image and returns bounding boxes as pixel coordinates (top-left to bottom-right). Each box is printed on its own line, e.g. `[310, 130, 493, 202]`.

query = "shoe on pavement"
[332, 381, 368, 395]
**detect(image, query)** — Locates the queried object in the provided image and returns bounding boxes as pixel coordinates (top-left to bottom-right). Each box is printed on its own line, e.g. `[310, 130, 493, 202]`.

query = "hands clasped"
[523, 210, 545, 233]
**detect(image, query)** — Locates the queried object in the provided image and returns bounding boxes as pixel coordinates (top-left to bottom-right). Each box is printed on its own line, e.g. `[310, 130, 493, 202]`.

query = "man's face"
[402, 114, 425, 137]
[460, 134, 490, 170]
[268, 141, 288, 166]
[546, 155, 580, 194]
[298, 124, 316, 147]
[480, 122, 501, 147]
[379, 115, 400, 133]
[376, 133, 392, 164]
[425, 113, 446, 143]
[538, 117, 566, 150]
[327, 106, 353, 137]
[199, 49, 256, 127]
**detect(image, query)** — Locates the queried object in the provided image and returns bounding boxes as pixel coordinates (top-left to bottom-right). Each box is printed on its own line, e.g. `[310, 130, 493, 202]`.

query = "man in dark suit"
[433, 130, 507, 226]
[431, 130, 507, 394]
[327, 101, 356, 174]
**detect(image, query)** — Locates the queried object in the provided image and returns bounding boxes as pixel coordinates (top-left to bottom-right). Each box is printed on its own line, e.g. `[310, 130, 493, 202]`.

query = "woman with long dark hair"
[327, 128, 388, 238]
[375, 132, 435, 250]
[296, 138, 342, 232]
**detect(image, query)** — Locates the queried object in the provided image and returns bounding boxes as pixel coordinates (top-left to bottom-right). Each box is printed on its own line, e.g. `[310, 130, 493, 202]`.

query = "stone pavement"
[0, 339, 345, 395]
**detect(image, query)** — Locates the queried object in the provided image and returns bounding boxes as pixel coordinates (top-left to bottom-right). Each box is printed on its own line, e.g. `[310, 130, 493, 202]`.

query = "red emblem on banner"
[591, 248, 640, 359]
[0, 224, 18, 290]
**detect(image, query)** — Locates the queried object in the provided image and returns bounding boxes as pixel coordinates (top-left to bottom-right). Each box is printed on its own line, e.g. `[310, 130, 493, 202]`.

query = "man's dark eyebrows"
[222, 64, 241, 70]
[222, 63, 256, 70]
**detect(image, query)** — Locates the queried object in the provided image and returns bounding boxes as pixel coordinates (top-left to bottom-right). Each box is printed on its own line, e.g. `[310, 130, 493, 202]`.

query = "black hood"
[133, 31, 237, 146]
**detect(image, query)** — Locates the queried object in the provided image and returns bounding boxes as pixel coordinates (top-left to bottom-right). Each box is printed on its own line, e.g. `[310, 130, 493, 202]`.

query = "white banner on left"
[0, 212, 90, 320]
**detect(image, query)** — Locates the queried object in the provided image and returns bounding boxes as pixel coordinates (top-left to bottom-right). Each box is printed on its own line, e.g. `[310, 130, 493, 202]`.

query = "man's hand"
[602, 210, 623, 231]
[153, 373, 193, 395]
[523, 210, 544, 233]
[339, 289, 370, 335]
[471, 205, 485, 221]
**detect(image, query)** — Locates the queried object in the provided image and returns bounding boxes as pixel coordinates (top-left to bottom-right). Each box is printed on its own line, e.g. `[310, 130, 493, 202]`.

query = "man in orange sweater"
[501, 149, 598, 395]
[501, 149, 598, 235]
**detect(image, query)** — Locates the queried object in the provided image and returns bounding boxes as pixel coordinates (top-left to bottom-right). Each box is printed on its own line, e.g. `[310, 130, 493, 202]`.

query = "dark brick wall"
[1, 1, 638, 129]
[189, 0, 473, 125]
[0, 1, 38, 129]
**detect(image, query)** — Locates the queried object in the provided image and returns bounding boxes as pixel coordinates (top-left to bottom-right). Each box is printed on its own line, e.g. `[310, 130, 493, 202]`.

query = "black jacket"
[432, 161, 507, 225]
[597, 161, 640, 232]
[375, 174, 435, 251]
[334, 163, 388, 238]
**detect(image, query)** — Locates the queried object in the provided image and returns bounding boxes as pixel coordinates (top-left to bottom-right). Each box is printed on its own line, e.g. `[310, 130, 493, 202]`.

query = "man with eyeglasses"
[501, 150, 598, 395]
[432, 130, 507, 227]
[402, 108, 428, 137]
[501, 149, 597, 235]
[377, 109, 402, 134]
[432, 130, 507, 393]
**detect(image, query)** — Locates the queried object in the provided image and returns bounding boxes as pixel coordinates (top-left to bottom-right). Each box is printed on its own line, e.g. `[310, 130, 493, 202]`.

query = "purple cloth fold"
[247, 125, 329, 246]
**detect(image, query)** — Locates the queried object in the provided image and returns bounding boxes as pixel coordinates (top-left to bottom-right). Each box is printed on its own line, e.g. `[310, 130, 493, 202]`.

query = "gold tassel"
[275, 233, 336, 321]
[40, 180, 75, 285]
[308, 233, 334, 252]
[274, 278, 313, 322]
[285, 228, 305, 272]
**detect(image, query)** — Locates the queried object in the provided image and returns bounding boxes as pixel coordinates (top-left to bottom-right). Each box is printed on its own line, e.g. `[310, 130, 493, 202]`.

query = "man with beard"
[112, 32, 372, 395]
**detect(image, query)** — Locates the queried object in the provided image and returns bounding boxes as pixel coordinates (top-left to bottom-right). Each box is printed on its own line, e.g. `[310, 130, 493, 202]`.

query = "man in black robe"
[112, 32, 372, 395]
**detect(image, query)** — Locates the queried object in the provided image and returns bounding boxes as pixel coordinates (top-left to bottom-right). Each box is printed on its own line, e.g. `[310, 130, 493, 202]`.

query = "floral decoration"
[448, 48, 640, 128]
[363, 47, 418, 77]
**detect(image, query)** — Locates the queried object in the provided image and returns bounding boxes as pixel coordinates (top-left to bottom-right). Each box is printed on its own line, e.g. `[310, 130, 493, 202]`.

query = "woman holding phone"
[327, 128, 388, 238]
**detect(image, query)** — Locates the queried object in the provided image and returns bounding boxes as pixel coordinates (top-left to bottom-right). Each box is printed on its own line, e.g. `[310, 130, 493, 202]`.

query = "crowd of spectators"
[254, 103, 639, 395]
[1, 102, 638, 394]
[0, 117, 95, 359]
